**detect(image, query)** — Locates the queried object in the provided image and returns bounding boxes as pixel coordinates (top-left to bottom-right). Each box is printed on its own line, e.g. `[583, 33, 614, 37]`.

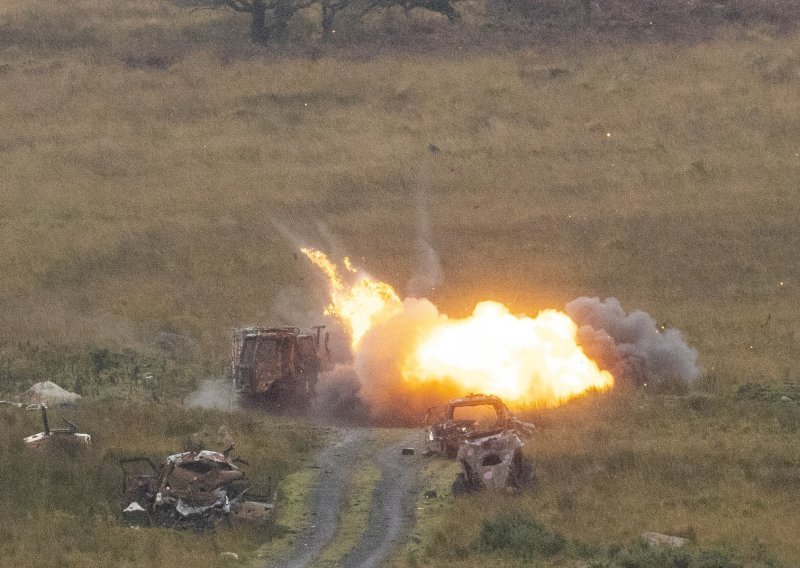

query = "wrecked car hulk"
[452, 429, 536, 495]
[120, 448, 274, 530]
[424, 394, 535, 458]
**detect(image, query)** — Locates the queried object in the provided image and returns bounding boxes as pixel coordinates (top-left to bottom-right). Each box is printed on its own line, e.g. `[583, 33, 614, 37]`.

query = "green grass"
[413, 392, 800, 566]
[0, 401, 324, 567]
[3, 0, 800, 566]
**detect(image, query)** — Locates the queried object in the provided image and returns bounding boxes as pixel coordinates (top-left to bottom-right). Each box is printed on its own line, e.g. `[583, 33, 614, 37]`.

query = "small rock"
[219, 552, 239, 562]
[402, 448, 415, 456]
[781, 395, 792, 402]
[424, 490, 437, 499]
[642, 532, 690, 548]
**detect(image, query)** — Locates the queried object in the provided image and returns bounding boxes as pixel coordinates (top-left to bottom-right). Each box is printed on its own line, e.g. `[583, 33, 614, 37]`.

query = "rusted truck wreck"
[231, 326, 330, 406]
[121, 449, 274, 530]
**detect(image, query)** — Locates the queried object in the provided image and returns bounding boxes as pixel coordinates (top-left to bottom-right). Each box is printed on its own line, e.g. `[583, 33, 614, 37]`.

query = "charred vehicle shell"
[120, 448, 274, 530]
[452, 429, 536, 495]
[425, 394, 535, 458]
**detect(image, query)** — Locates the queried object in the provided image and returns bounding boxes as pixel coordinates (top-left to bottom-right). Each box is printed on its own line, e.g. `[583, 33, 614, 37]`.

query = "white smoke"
[404, 169, 444, 297]
[352, 297, 448, 422]
[185, 379, 237, 410]
[564, 297, 701, 388]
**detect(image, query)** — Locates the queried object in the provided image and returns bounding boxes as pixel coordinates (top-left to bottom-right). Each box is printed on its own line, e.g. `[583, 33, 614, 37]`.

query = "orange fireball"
[303, 249, 613, 407]
[403, 301, 613, 406]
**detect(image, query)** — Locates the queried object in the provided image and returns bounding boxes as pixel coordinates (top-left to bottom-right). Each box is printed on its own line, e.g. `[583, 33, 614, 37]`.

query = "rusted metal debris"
[424, 394, 535, 458]
[1, 401, 91, 450]
[452, 429, 536, 495]
[120, 448, 274, 530]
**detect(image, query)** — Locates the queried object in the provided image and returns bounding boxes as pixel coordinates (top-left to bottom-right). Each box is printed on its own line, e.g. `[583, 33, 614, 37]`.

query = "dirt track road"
[277, 427, 422, 568]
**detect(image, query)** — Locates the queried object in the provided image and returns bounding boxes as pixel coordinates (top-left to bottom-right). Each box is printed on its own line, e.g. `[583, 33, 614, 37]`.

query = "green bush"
[695, 550, 742, 568]
[476, 512, 565, 559]
[614, 542, 692, 568]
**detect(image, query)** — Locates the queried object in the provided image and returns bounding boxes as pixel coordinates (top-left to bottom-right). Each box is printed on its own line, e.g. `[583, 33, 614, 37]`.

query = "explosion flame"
[303, 248, 613, 408]
[301, 247, 402, 347]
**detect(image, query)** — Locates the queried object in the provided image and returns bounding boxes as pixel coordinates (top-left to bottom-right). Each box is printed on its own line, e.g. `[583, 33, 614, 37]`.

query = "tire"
[509, 451, 537, 489]
[452, 472, 471, 496]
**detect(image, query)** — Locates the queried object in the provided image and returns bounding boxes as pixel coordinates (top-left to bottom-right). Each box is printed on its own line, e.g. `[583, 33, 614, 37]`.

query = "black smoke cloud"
[564, 297, 701, 387]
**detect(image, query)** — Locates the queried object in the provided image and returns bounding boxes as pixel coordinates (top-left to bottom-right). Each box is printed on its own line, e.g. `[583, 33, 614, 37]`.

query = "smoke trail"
[404, 170, 444, 297]
[564, 297, 701, 387]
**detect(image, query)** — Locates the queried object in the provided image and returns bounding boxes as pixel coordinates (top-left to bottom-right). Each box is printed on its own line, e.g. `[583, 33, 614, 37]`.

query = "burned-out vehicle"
[424, 394, 535, 458]
[231, 326, 330, 405]
[120, 448, 274, 530]
[452, 429, 536, 495]
[1, 401, 90, 450]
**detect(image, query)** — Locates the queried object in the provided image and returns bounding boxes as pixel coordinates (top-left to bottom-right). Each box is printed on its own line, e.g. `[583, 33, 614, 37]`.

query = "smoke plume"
[313, 364, 371, 425]
[352, 297, 453, 423]
[564, 297, 701, 388]
[404, 170, 445, 297]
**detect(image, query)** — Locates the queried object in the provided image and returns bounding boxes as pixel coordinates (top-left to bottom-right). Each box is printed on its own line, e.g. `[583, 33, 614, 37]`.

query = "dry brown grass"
[2, 13, 799, 387]
[2, 0, 800, 565]
[414, 393, 800, 566]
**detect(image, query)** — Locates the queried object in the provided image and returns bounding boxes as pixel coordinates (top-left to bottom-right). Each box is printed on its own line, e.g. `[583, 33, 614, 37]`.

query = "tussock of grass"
[476, 512, 565, 559]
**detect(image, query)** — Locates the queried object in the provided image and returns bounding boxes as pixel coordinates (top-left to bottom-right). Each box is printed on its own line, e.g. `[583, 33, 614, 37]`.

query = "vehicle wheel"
[452, 472, 471, 496]
[509, 451, 536, 489]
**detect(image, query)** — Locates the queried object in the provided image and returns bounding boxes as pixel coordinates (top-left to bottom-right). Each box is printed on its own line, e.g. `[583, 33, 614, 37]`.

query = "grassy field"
[2, 0, 800, 565]
[414, 392, 800, 567]
[0, 400, 325, 567]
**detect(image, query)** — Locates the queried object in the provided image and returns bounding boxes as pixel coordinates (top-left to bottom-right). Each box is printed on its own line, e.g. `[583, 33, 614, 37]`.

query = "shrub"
[614, 543, 692, 568]
[476, 512, 565, 559]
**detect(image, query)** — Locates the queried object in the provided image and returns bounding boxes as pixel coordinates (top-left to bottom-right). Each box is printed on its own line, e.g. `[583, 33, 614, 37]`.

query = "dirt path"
[340, 431, 420, 568]
[276, 427, 422, 568]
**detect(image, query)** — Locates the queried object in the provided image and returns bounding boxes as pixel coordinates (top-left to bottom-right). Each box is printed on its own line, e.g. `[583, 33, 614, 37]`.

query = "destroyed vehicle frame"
[452, 429, 536, 495]
[120, 448, 274, 530]
[425, 394, 534, 458]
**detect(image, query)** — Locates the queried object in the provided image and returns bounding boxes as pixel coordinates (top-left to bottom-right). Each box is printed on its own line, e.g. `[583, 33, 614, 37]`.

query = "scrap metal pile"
[424, 394, 537, 494]
[0, 401, 90, 450]
[121, 448, 274, 531]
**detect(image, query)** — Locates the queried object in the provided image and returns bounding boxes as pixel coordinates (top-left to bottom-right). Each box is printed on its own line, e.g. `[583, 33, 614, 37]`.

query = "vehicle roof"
[446, 394, 508, 408]
[165, 450, 235, 466]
